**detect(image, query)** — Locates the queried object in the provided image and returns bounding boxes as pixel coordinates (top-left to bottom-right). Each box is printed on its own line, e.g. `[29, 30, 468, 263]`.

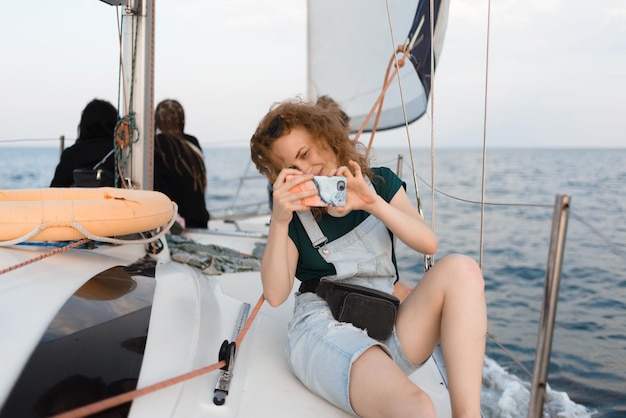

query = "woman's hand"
[271, 169, 317, 223]
[262, 168, 315, 306]
[334, 160, 378, 213]
[335, 160, 438, 255]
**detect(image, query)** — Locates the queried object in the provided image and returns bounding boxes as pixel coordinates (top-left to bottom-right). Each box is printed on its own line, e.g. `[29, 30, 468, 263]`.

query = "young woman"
[250, 97, 486, 418]
[154, 99, 210, 228]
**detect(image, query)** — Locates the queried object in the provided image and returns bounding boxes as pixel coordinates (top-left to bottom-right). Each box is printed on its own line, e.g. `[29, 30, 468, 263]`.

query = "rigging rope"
[428, 0, 437, 253]
[478, 0, 493, 270]
[114, 6, 141, 190]
[357, 3, 434, 271]
[0, 239, 91, 275]
[115, 6, 131, 189]
[370, 0, 542, 390]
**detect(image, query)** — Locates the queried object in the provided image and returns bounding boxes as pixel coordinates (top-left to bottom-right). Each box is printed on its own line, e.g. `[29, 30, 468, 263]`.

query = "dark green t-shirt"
[288, 167, 404, 283]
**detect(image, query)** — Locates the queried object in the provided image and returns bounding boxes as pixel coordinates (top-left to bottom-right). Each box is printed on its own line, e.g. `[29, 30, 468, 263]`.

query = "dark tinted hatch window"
[1, 257, 156, 418]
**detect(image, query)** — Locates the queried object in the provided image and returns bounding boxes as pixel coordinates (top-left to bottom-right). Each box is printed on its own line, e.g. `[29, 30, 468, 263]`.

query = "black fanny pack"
[315, 279, 399, 341]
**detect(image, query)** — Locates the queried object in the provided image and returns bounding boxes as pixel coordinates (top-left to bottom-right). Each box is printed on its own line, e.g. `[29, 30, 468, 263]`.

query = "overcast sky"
[0, 0, 624, 149]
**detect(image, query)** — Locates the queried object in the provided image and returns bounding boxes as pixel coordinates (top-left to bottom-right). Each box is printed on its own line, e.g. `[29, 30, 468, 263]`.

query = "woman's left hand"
[334, 160, 378, 213]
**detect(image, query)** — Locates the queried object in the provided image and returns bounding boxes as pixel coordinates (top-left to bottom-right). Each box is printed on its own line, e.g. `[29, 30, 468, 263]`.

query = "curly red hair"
[250, 97, 371, 183]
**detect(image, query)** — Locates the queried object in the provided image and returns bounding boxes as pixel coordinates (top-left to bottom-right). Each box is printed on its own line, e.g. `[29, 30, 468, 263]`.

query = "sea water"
[1, 145, 624, 417]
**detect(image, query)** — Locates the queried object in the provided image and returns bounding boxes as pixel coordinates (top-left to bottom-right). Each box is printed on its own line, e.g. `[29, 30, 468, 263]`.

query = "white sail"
[307, 0, 450, 132]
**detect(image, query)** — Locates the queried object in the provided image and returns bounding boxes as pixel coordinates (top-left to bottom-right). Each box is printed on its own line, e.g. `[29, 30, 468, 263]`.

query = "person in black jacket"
[154, 99, 210, 229]
[50, 99, 118, 187]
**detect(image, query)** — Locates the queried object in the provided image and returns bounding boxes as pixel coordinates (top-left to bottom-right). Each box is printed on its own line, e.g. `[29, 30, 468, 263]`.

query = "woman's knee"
[438, 253, 484, 288]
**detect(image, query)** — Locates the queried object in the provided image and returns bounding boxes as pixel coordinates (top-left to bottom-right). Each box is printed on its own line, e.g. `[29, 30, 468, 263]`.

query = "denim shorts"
[286, 292, 422, 415]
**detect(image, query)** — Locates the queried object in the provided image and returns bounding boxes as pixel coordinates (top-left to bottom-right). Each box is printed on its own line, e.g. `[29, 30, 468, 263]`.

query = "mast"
[102, 0, 154, 190]
[122, 0, 154, 190]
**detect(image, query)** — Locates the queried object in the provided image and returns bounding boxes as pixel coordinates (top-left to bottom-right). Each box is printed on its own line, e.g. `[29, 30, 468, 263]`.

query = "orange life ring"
[0, 187, 175, 243]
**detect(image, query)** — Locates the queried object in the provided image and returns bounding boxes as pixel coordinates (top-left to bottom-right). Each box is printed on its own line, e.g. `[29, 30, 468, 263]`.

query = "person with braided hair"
[154, 99, 210, 229]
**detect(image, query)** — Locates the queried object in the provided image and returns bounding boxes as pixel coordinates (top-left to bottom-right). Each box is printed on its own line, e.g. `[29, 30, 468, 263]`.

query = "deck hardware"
[213, 303, 250, 405]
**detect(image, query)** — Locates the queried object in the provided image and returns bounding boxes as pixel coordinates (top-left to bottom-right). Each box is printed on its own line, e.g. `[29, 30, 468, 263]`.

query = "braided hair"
[155, 99, 207, 192]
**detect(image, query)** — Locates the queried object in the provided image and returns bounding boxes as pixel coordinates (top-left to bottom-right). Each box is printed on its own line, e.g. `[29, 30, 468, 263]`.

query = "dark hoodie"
[50, 99, 117, 187]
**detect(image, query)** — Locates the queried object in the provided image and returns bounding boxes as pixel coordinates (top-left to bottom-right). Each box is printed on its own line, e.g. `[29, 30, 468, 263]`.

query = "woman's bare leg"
[393, 281, 413, 302]
[349, 346, 436, 418]
[396, 254, 487, 418]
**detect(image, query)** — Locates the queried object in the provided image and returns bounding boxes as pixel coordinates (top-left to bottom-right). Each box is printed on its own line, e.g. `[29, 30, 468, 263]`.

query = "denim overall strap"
[294, 210, 328, 249]
[295, 211, 397, 292]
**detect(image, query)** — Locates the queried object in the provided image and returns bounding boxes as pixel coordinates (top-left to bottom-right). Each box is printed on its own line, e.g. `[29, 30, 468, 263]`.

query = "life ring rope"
[0, 224, 46, 247]
[1, 188, 177, 244]
[0, 203, 178, 247]
[68, 205, 177, 245]
[0, 203, 178, 277]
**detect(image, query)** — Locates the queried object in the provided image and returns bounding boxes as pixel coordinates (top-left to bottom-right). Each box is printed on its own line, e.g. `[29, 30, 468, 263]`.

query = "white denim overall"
[286, 210, 421, 415]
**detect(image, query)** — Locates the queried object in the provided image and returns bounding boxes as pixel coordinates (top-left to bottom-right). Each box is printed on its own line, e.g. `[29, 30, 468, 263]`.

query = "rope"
[361, 3, 433, 270]
[0, 203, 177, 248]
[0, 225, 46, 247]
[421, 0, 436, 270]
[487, 332, 533, 379]
[115, 6, 129, 125]
[355, 47, 411, 154]
[235, 293, 265, 347]
[69, 212, 176, 245]
[115, 7, 130, 189]
[114, 6, 141, 190]
[50, 294, 266, 418]
[0, 239, 91, 276]
[478, 0, 493, 270]
[353, 1, 418, 154]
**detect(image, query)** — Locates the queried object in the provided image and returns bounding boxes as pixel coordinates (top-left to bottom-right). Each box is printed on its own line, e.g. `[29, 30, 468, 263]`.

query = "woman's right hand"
[271, 169, 316, 223]
[262, 169, 313, 306]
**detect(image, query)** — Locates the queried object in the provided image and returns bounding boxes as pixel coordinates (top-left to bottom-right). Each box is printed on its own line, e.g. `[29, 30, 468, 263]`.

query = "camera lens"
[337, 181, 346, 191]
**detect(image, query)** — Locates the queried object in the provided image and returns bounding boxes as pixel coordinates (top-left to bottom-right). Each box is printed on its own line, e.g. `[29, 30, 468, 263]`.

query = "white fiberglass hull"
[0, 216, 451, 417]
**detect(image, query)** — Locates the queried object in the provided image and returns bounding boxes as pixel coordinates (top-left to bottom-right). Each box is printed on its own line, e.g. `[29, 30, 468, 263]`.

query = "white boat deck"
[0, 216, 451, 417]
[176, 218, 452, 417]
